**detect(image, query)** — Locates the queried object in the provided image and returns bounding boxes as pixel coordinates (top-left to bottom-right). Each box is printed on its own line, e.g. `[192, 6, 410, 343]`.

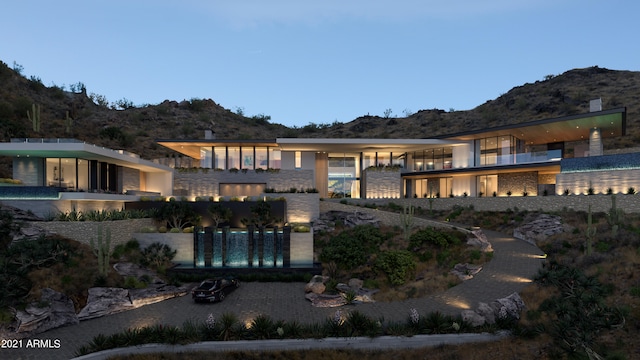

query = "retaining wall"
[334, 193, 640, 214]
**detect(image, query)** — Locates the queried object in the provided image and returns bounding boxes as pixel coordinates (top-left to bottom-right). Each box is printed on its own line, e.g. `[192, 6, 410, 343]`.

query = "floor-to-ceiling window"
[477, 174, 498, 197]
[268, 148, 281, 169]
[214, 147, 226, 170]
[328, 153, 360, 198]
[200, 147, 212, 168]
[46, 158, 77, 189]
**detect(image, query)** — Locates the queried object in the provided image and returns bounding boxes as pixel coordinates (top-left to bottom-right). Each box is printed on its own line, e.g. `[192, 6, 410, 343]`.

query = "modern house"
[0, 104, 633, 216]
[0, 138, 173, 216]
[157, 104, 628, 200]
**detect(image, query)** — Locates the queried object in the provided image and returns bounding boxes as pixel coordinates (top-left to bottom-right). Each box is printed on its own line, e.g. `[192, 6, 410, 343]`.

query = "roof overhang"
[274, 138, 461, 153]
[0, 140, 171, 173]
[156, 139, 279, 159]
[441, 107, 626, 145]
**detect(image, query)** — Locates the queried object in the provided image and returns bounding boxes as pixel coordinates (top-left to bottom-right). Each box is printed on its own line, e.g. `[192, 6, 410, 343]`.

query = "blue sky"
[2, 0, 638, 127]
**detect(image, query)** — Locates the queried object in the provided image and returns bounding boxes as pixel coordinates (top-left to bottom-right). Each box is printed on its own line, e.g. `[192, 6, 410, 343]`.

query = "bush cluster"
[76, 309, 499, 357]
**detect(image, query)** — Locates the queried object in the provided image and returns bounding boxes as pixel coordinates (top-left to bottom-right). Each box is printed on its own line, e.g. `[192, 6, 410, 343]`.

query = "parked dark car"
[192, 278, 239, 303]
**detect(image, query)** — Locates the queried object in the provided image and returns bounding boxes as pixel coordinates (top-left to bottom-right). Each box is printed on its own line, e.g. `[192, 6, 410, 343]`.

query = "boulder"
[129, 284, 191, 307]
[467, 229, 493, 252]
[14, 288, 78, 335]
[305, 293, 347, 307]
[78, 287, 133, 321]
[461, 292, 526, 327]
[313, 210, 380, 233]
[461, 310, 486, 327]
[304, 275, 329, 294]
[513, 214, 568, 246]
[475, 302, 496, 324]
[347, 278, 364, 290]
[450, 263, 483, 281]
[490, 292, 525, 320]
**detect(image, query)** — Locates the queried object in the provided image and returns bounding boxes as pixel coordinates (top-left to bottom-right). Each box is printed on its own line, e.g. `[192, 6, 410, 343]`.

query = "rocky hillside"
[1, 61, 639, 177]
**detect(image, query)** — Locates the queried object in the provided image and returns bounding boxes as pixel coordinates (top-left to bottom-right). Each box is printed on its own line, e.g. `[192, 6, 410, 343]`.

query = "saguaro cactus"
[400, 204, 415, 241]
[64, 111, 73, 135]
[90, 224, 112, 276]
[27, 103, 41, 132]
[607, 194, 623, 237]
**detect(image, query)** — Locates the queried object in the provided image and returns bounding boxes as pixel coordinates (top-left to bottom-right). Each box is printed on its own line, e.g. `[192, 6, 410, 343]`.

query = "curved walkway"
[3, 230, 545, 360]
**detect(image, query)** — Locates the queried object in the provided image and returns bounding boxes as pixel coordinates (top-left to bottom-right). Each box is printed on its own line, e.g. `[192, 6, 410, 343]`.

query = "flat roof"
[155, 107, 627, 158]
[0, 139, 172, 173]
[439, 107, 626, 145]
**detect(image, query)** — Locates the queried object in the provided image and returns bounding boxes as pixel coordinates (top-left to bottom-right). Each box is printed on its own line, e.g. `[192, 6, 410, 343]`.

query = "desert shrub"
[409, 227, 462, 250]
[140, 243, 176, 271]
[320, 225, 386, 269]
[374, 250, 416, 286]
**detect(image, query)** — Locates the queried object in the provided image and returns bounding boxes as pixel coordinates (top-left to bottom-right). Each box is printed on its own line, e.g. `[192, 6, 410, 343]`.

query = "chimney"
[204, 130, 215, 139]
[589, 98, 602, 112]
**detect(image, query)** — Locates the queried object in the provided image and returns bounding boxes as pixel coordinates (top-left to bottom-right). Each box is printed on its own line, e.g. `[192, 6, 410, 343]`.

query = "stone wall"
[363, 169, 402, 199]
[339, 193, 640, 214]
[4, 200, 129, 219]
[557, 168, 640, 196]
[276, 193, 320, 223]
[173, 169, 315, 197]
[290, 232, 313, 267]
[29, 218, 156, 249]
[498, 171, 538, 196]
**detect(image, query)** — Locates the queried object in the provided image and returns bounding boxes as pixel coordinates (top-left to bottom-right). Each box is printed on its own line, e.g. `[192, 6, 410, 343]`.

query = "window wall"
[328, 153, 360, 198]
[476, 136, 516, 166]
[476, 174, 498, 197]
[268, 149, 281, 169]
[200, 147, 212, 168]
[241, 147, 254, 169]
[214, 148, 226, 170]
[46, 158, 77, 189]
[411, 147, 453, 171]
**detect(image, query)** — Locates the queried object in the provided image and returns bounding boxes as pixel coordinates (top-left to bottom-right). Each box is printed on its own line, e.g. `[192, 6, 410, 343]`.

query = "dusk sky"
[2, 0, 638, 127]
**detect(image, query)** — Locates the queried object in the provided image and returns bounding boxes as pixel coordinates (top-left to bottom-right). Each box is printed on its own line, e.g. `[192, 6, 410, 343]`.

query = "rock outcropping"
[460, 292, 526, 327]
[13, 288, 78, 337]
[513, 214, 568, 246]
[313, 210, 380, 233]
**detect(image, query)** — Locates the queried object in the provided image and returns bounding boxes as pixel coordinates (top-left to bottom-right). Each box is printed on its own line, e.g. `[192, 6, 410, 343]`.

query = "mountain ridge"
[1, 62, 639, 177]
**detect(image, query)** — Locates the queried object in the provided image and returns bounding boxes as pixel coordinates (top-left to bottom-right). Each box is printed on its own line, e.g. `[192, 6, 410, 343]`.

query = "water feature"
[194, 226, 290, 268]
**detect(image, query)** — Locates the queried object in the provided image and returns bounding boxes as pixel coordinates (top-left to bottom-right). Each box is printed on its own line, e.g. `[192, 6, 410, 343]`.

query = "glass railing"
[406, 149, 562, 172]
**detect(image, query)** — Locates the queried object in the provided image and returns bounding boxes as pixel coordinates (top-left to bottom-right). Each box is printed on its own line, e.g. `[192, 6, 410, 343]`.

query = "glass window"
[295, 151, 302, 169]
[228, 147, 240, 169]
[214, 147, 226, 170]
[241, 147, 254, 169]
[268, 148, 281, 169]
[376, 152, 388, 167]
[363, 152, 376, 169]
[77, 159, 89, 191]
[46, 158, 77, 190]
[200, 147, 212, 168]
[328, 153, 360, 198]
[255, 147, 268, 170]
[477, 175, 498, 197]
[391, 153, 404, 168]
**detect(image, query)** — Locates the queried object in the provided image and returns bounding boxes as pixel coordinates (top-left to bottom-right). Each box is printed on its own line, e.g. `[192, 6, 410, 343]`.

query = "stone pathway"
[2, 228, 545, 360]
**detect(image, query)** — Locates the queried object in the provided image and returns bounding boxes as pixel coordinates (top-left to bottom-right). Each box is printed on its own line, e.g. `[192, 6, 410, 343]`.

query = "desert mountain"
[0, 62, 638, 177]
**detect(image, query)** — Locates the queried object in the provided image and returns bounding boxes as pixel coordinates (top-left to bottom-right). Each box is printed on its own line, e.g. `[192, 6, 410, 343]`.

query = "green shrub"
[320, 225, 386, 269]
[374, 250, 416, 286]
[140, 243, 176, 271]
